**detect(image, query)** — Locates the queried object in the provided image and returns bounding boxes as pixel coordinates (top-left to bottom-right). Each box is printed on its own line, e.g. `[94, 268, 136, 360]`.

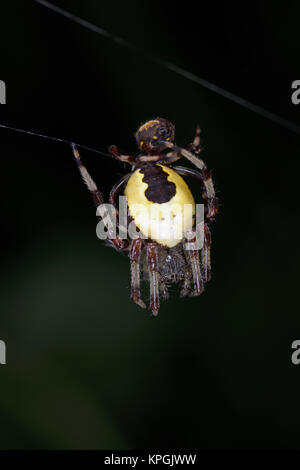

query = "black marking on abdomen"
[141, 165, 176, 203]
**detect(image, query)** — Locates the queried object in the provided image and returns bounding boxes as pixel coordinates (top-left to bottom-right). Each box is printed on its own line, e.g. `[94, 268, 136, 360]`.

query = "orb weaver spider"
[72, 118, 217, 315]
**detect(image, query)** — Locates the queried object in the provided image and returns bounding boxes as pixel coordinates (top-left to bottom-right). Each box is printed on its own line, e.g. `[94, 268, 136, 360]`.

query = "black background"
[0, 0, 300, 450]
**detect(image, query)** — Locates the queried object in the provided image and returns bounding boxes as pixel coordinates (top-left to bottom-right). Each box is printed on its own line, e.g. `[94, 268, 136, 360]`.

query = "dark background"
[0, 0, 300, 449]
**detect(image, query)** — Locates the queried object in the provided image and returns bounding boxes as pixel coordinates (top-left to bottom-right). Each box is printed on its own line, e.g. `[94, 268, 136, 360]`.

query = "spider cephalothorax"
[135, 117, 175, 154]
[72, 118, 218, 316]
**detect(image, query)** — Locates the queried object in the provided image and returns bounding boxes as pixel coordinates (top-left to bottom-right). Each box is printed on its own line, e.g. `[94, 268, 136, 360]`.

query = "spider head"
[135, 118, 175, 154]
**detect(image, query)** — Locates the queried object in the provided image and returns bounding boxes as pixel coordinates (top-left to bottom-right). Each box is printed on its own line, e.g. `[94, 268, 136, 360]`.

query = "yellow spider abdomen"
[125, 164, 195, 247]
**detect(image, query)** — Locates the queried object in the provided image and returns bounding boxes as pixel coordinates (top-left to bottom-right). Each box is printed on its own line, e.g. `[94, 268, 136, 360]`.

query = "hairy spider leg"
[203, 223, 212, 282]
[108, 145, 136, 164]
[109, 173, 131, 238]
[71, 144, 129, 252]
[173, 166, 215, 284]
[187, 124, 202, 155]
[180, 267, 192, 298]
[184, 229, 204, 296]
[130, 239, 146, 309]
[110, 143, 182, 165]
[146, 243, 160, 315]
[165, 141, 218, 223]
[159, 278, 169, 301]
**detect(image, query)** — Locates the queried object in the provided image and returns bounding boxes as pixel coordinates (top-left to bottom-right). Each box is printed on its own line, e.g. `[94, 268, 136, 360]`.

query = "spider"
[71, 118, 217, 315]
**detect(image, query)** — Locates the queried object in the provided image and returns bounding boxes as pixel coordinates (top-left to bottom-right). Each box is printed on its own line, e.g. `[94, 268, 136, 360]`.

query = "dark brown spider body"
[72, 117, 218, 315]
[157, 245, 188, 284]
[139, 164, 176, 204]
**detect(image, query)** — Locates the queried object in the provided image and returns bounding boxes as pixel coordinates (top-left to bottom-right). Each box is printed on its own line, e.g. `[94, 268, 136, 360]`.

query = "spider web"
[0, 0, 299, 148]
[34, 0, 300, 136]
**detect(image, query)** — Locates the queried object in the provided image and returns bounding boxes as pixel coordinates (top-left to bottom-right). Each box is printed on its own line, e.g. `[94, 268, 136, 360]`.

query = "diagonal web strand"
[34, 0, 300, 136]
[0, 123, 113, 157]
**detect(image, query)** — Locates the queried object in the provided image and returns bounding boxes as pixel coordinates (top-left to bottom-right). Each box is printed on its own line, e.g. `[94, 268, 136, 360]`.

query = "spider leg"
[146, 243, 160, 316]
[166, 142, 218, 223]
[109, 174, 131, 206]
[108, 145, 136, 165]
[187, 123, 201, 155]
[202, 224, 212, 282]
[173, 166, 212, 282]
[184, 230, 204, 296]
[71, 144, 129, 252]
[72, 143, 104, 206]
[162, 151, 182, 164]
[110, 144, 181, 165]
[159, 277, 169, 301]
[109, 173, 131, 238]
[180, 266, 192, 297]
[130, 239, 146, 309]
[172, 166, 203, 182]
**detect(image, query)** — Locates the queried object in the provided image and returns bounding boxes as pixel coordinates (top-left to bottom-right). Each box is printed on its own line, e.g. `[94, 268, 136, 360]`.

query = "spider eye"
[159, 127, 167, 137]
